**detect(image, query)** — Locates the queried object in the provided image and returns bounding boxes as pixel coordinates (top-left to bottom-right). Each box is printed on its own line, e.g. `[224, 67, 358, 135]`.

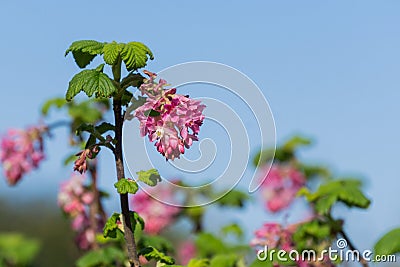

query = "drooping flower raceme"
[134, 72, 206, 160]
[130, 185, 180, 235]
[58, 174, 94, 216]
[258, 164, 306, 212]
[250, 223, 296, 250]
[0, 126, 46, 185]
[58, 174, 101, 250]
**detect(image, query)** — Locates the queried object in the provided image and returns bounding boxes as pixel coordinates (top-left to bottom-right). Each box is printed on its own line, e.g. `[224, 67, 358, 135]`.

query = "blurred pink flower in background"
[251, 220, 334, 267]
[259, 164, 306, 212]
[58, 174, 93, 216]
[177, 240, 196, 265]
[251, 222, 301, 265]
[134, 72, 205, 160]
[130, 185, 180, 235]
[58, 174, 100, 250]
[0, 125, 46, 185]
[250, 223, 283, 248]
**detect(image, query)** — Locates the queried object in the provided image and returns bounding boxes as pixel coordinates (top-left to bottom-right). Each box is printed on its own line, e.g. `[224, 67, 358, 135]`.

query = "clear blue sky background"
[0, 0, 399, 255]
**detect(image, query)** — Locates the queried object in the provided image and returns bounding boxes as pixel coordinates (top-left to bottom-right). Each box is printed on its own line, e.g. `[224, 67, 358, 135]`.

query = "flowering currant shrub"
[0, 126, 46, 185]
[0, 39, 399, 267]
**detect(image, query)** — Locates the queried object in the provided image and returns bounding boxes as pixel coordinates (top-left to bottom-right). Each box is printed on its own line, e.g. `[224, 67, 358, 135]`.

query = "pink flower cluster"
[250, 223, 296, 251]
[73, 146, 99, 174]
[58, 174, 100, 250]
[177, 240, 197, 265]
[130, 185, 180, 235]
[0, 126, 46, 185]
[251, 222, 334, 267]
[259, 164, 306, 212]
[251, 222, 310, 267]
[134, 71, 205, 160]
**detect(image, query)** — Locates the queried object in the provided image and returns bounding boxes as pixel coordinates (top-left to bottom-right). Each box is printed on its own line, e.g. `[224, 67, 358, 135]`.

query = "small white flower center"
[156, 127, 164, 137]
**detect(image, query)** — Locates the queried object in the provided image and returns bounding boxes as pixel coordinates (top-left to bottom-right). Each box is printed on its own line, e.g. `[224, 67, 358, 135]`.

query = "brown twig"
[340, 230, 369, 267]
[113, 98, 140, 267]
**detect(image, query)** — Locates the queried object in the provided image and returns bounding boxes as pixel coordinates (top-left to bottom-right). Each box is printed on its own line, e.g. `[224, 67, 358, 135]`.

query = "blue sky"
[1, 0, 399, 254]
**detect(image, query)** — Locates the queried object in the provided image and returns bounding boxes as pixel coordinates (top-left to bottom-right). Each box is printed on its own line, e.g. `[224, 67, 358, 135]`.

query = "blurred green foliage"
[0, 199, 80, 267]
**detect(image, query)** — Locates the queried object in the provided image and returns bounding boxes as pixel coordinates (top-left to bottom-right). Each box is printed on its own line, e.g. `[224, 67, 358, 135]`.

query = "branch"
[340, 230, 369, 267]
[113, 98, 140, 267]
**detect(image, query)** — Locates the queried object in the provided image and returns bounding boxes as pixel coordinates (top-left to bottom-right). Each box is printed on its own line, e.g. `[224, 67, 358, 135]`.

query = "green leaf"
[65, 40, 105, 68]
[139, 246, 175, 265]
[249, 258, 273, 267]
[292, 220, 340, 252]
[0, 233, 40, 266]
[114, 178, 139, 194]
[121, 42, 154, 71]
[63, 153, 77, 165]
[298, 179, 371, 215]
[95, 122, 115, 134]
[300, 163, 331, 180]
[253, 148, 275, 167]
[130, 96, 147, 109]
[121, 72, 145, 89]
[76, 123, 104, 142]
[221, 223, 243, 239]
[137, 169, 161, 187]
[68, 100, 104, 124]
[282, 135, 312, 151]
[66, 64, 116, 101]
[76, 246, 126, 267]
[125, 95, 148, 120]
[130, 211, 145, 232]
[187, 259, 210, 267]
[103, 41, 124, 65]
[103, 213, 121, 238]
[195, 233, 228, 257]
[374, 228, 400, 256]
[121, 89, 134, 106]
[209, 254, 237, 267]
[41, 97, 67, 115]
[217, 190, 249, 207]
[85, 134, 97, 149]
[139, 235, 174, 253]
[143, 109, 161, 117]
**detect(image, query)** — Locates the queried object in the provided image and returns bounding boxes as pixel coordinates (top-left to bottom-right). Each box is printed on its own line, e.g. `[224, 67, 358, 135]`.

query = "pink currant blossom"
[250, 223, 283, 248]
[75, 228, 96, 250]
[134, 71, 205, 160]
[251, 223, 298, 265]
[258, 164, 306, 213]
[58, 174, 93, 216]
[58, 174, 102, 250]
[177, 240, 197, 265]
[130, 185, 180, 235]
[139, 255, 149, 265]
[0, 126, 46, 185]
[251, 221, 334, 267]
[73, 146, 99, 174]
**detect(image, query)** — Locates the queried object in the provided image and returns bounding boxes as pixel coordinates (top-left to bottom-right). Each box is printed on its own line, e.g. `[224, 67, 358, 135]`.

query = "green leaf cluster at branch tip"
[65, 40, 153, 70]
[114, 178, 139, 195]
[65, 40, 153, 102]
